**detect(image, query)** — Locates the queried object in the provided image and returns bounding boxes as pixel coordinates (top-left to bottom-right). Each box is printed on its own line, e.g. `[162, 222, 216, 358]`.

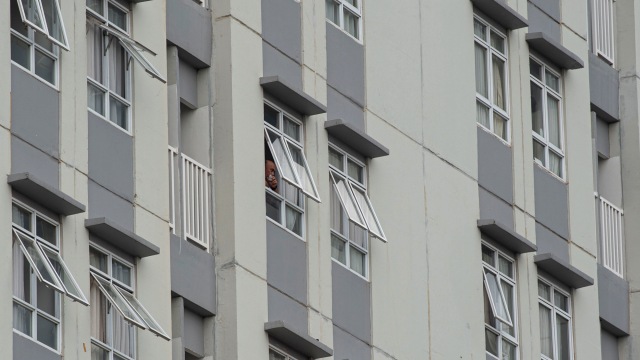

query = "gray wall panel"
[327, 86, 365, 130]
[166, 0, 212, 68]
[261, 0, 301, 63]
[596, 117, 610, 158]
[88, 112, 134, 201]
[266, 221, 307, 304]
[333, 325, 371, 360]
[589, 53, 620, 121]
[11, 136, 59, 188]
[528, 0, 560, 22]
[601, 328, 620, 360]
[478, 186, 514, 228]
[535, 222, 569, 262]
[11, 65, 60, 158]
[534, 165, 569, 239]
[184, 308, 205, 357]
[263, 42, 303, 91]
[326, 23, 365, 107]
[332, 261, 371, 343]
[179, 59, 198, 109]
[170, 234, 216, 315]
[13, 332, 61, 360]
[477, 127, 513, 204]
[527, 2, 561, 42]
[88, 180, 134, 231]
[597, 157, 623, 208]
[267, 286, 308, 331]
[598, 264, 629, 334]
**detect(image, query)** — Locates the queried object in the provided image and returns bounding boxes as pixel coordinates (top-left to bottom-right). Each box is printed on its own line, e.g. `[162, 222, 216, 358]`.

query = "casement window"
[538, 279, 572, 360]
[264, 102, 320, 238]
[86, 0, 165, 132]
[591, 0, 615, 65]
[482, 244, 518, 360]
[90, 245, 169, 360]
[474, 16, 510, 142]
[269, 346, 299, 360]
[325, 0, 362, 40]
[10, 0, 61, 86]
[329, 145, 386, 278]
[530, 57, 565, 179]
[12, 201, 88, 351]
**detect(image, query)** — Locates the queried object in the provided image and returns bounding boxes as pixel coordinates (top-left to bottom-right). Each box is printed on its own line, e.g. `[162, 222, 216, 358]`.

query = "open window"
[483, 268, 513, 327]
[15, 0, 70, 50]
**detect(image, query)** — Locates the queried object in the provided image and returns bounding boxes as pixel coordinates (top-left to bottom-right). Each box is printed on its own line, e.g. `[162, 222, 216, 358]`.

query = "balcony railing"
[592, 0, 615, 65]
[597, 194, 624, 277]
[168, 146, 212, 249]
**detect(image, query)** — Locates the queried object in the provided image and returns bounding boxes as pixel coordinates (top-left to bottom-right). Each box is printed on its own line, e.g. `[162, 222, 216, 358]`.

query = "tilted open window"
[483, 268, 513, 327]
[15, 0, 70, 50]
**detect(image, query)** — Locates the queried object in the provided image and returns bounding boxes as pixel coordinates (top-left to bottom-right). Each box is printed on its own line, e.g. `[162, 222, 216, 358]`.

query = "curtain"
[531, 83, 544, 136]
[112, 261, 131, 287]
[493, 113, 506, 140]
[349, 247, 365, 276]
[547, 96, 561, 148]
[539, 304, 553, 358]
[330, 181, 344, 234]
[556, 315, 570, 360]
[113, 310, 135, 358]
[90, 283, 107, 344]
[109, 41, 127, 98]
[492, 56, 506, 110]
[13, 243, 31, 335]
[86, 22, 103, 83]
[285, 206, 301, 236]
[475, 44, 488, 97]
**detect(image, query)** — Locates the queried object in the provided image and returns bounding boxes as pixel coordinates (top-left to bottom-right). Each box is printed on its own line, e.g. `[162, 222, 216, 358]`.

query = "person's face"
[265, 160, 276, 177]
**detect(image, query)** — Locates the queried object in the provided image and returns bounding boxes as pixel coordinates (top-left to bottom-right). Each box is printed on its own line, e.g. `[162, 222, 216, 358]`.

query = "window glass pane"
[269, 349, 287, 360]
[530, 59, 542, 80]
[283, 182, 303, 207]
[19, 0, 47, 32]
[329, 147, 344, 171]
[14, 302, 33, 335]
[112, 260, 132, 286]
[42, 247, 88, 304]
[12, 205, 32, 231]
[533, 140, 545, 166]
[331, 234, 347, 264]
[490, 32, 505, 53]
[11, 0, 29, 36]
[481, 245, 494, 266]
[35, 49, 55, 84]
[37, 279, 57, 317]
[13, 243, 31, 302]
[109, 42, 127, 98]
[87, 22, 103, 83]
[539, 304, 553, 358]
[108, 3, 127, 31]
[113, 310, 136, 358]
[11, 35, 31, 70]
[87, 0, 103, 14]
[92, 275, 146, 328]
[326, 0, 339, 24]
[333, 177, 366, 227]
[14, 231, 62, 290]
[500, 281, 515, 336]
[264, 104, 279, 128]
[502, 340, 516, 360]
[351, 186, 385, 239]
[349, 222, 368, 250]
[483, 285, 496, 326]
[344, 0, 357, 7]
[349, 246, 365, 276]
[117, 289, 169, 339]
[343, 9, 359, 38]
[37, 314, 58, 349]
[556, 315, 570, 360]
[347, 160, 364, 184]
[330, 182, 345, 233]
[498, 256, 512, 278]
[36, 217, 57, 246]
[554, 291, 569, 312]
[287, 141, 320, 200]
[545, 72, 560, 92]
[549, 151, 563, 178]
[485, 329, 499, 356]
[530, 83, 544, 136]
[35, 31, 54, 52]
[41, 0, 68, 48]
[90, 283, 108, 344]
[484, 270, 511, 325]
[538, 281, 551, 301]
[266, 130, 298, 185]
[266, 192, 281, 222]
[89, 247, 109, 274]
[109, 95, 129, 130]
[285, 205, 303, 236]
[493, 112, 508, 141]
[475, 44, 488, 97]
[547, 95, 561, 148]
[283, 116, 300, 142]
[473, 19, 486, 39]
[91, 344, 109, 360]
[477, 101, 490, 129]
[492, 56, 506, 110]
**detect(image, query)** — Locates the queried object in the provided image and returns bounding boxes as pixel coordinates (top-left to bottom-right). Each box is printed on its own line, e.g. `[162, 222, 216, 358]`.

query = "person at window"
[265, 159, 278, 191]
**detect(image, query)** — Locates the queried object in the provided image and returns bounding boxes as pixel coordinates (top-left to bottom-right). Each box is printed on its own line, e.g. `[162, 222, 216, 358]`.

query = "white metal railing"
[597, 195, 624, 277]
[168, 147, 212, 249]
[592, 0, 615, 65]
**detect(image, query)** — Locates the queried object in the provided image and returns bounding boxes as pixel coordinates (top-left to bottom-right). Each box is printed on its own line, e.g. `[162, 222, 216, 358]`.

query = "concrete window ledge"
[264, 321, 333, 359]
[260, 76, 327, 116]
[477, 219, 536, 253]
[325, 119, 390, 158]
[526, 32, 584, 69]
[534, 253, 594, 289]
[7, 172, 86, 216]
[85, 217, 160, 258]
[471, 0, 528, 29]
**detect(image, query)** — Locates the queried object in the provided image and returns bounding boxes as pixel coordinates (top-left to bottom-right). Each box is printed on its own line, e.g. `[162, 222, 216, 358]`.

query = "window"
[264, 102, 320, 238]
[329, 145, 386, 278]
[325, 0, 362, 40]
[90, 245, 169, 360]
[591, 0, 615, 65]
[12, 201, 88, 351]
[530, 57, 565, 179]
[10, 0, 60, 86]
[482, 244, 518, 360]
[538, 278, 572, 360]
[474, 17, 510, 142]
[269, 346, 299, 360]
[86, 0, 165, 132]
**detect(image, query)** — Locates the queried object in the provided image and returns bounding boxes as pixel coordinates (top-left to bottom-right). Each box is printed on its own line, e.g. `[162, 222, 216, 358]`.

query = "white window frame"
[481, 243, 518, 360]
[538, 278, 573, 360]
[269, 345, 300, 360]
[325, 0, 363, 41]
[474, 15, 510, 143]
[89, 245, 169, 360]
[15, 0, 70, 50]
[530, 56, 565, 180]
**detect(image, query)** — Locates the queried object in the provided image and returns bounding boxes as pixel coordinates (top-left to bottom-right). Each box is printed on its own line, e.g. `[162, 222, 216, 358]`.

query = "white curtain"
[349, 249, 364, 275]
[330, 182, 344, 234]
[86, 22, 103, 83]
[113, 310, 135, 358]
[109, 41, 127, 98]
[547, 96, 561, 148]
[549, 152, 563, 177]
[90, 283, 107, 344]
[492, 56, 505, 110]
[531, 83, 544, 135]
[285, 206, 301, 235]
[13, 243, 31, 334]
[539, 304, 553, 358]
[475, 44, 488, 97]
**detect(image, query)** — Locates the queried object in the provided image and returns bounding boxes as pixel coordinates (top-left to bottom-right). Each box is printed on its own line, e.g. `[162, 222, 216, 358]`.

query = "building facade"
[1, 0, 639, 359]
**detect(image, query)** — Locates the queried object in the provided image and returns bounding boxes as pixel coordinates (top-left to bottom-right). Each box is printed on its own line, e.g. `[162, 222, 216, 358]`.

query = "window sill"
[477, 123, 511, 147]
[331, 258, 369, 282]
[534, 162, 566, 184]
[266, 217, 306, 243]
[325, 19, 364, 45]
[88, 108, 133, 136]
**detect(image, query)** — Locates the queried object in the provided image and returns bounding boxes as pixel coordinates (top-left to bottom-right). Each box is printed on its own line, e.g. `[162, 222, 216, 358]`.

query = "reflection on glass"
[476, 102, 490, 129]
[265, 192, 281, 223]
[473, 19, 486, 39]
[88, 83, 105, 116]
[37, 314, 58, 349]
[530, 59, 542, 80]
[11, 35, 31, 70]
[490, 32, 505, 53]
[533, 140, 545, 165]
[285, 205, 302, 236]
[35, 49, 55, 84]
[12, 205, 31, 231]
[331, 234, 346, 264]
[13, 303, 33, 335]
[349, 246, 365, 276]
[109, 96, 128, 130]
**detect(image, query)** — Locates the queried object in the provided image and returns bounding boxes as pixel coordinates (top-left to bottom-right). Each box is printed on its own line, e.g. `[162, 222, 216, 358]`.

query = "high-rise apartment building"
[1, 0, 639, 359]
